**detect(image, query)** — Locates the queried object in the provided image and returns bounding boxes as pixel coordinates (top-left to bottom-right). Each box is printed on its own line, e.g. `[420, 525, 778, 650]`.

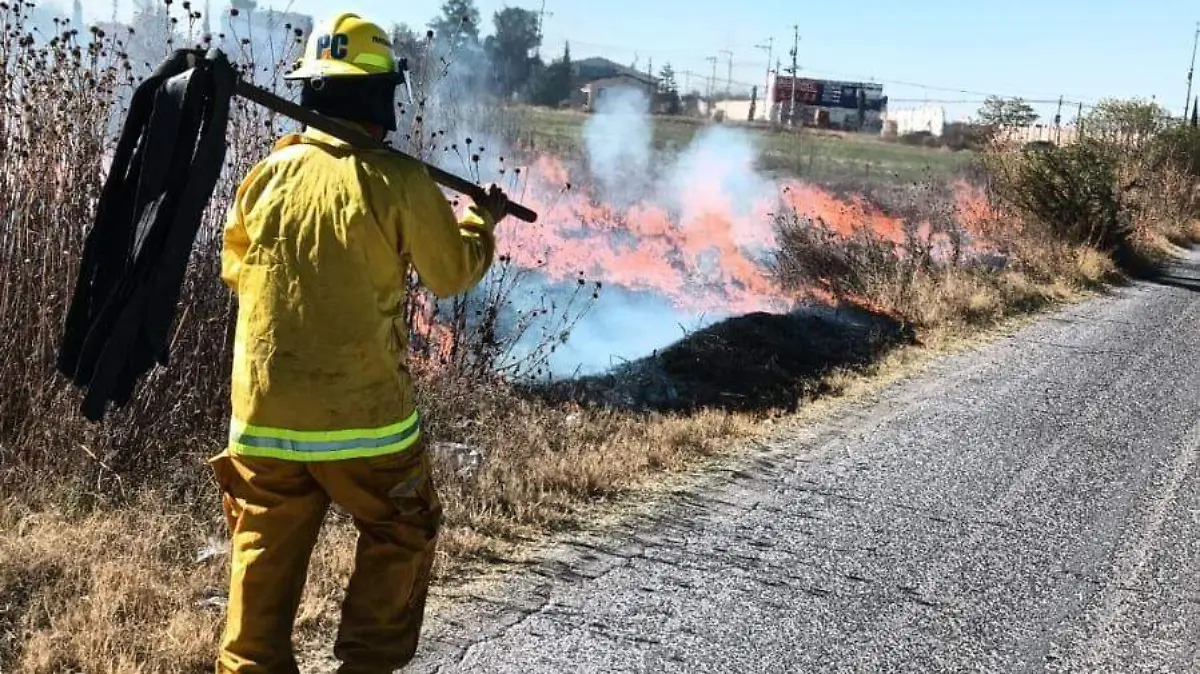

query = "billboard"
[771, 76, 886, 112]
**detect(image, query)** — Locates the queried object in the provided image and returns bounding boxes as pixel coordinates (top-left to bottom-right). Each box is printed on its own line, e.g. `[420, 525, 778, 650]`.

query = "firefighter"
[208, 12, 507, 674]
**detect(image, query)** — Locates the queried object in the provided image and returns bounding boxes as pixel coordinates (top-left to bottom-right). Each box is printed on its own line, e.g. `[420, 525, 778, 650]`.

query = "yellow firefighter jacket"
[220, 124, 495, 461]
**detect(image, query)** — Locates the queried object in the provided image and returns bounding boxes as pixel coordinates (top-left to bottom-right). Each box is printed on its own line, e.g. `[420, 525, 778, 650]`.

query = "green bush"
[991, 140, 1136, 265]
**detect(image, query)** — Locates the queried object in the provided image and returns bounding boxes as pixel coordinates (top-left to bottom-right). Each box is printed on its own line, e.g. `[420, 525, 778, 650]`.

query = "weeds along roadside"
[4, 2, 1200, 672]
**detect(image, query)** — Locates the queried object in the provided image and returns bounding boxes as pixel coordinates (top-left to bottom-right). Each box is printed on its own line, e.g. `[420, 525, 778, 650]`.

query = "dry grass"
[415, 370, 757, 577]
[0, 391, 754, 673]
[4, 4, 1200, 673]
[0, 497, 222, 673]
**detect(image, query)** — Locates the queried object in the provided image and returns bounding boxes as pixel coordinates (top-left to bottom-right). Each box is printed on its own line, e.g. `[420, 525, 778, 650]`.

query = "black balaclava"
[300, 75, 399, 132]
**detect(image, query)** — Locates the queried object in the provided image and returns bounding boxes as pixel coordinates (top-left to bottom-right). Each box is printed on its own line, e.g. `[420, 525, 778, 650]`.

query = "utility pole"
[1186, 22, 1200, 119]
[788, 24, 799, 126]
[1054, 95, 1063, 145]
[535, 0, 554, 59]
[719, 49, 733, 97]
[1076, 102, 1084, 140]
[777, 57, 783, 123]
[755, 37, 774, 122]
[706, 56, 718, 116]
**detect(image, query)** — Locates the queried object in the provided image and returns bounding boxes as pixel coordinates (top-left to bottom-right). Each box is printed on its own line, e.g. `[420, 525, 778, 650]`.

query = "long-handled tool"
[234, 65, 538, 224]
[235, 76, 539, 224]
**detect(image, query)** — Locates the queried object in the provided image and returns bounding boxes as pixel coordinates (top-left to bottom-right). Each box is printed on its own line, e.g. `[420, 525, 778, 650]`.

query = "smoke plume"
[493, 84, 797, 377]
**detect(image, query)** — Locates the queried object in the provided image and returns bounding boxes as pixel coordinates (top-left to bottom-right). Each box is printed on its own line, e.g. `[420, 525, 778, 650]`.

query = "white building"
[581, 74, 658, 111]
[709, 98, 766, 123]
[572, 57, 659, 110]
[884, 105, 947, 137]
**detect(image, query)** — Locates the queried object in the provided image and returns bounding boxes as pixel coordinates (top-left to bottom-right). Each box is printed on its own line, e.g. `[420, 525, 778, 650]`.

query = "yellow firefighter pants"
[208, 441, 442, 674]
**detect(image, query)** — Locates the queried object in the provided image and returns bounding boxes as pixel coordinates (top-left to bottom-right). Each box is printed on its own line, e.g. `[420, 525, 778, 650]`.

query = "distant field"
[503, 106, 977, 185]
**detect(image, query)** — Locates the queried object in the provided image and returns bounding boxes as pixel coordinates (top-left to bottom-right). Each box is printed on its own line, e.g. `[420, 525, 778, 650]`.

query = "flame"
[952, 180, 1007, 243]
[494, 155, 785, 314]
[408, 293, 455, 364]
[779, 182, 907, 243]
[487, 155, 995, 318]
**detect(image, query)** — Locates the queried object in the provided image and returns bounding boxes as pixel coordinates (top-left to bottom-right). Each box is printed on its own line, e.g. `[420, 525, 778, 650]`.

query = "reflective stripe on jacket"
[221, 123, 495, 462]
[228, 410, 421, 461]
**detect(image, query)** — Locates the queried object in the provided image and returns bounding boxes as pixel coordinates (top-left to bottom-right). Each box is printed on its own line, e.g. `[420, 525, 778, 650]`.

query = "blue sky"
[81, 0, 1197, 122]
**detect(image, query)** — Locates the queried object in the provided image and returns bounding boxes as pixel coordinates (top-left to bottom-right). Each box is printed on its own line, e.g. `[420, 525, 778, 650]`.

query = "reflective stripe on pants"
[209, 441, 441, 674]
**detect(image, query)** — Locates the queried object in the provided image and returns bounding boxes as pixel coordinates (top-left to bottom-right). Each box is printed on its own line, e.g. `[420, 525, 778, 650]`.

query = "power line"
[672, 68, 1099, 110]
[886, 98, 1095, 106]
[543, 36, 1103, 107]
[688, 59, 1102, 108]
[708, 57, 1101, 106]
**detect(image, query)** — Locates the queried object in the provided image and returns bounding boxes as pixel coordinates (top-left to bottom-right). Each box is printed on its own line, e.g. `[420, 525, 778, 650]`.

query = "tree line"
[395, 0, 683, 111]
[976, 95, 1198, 140]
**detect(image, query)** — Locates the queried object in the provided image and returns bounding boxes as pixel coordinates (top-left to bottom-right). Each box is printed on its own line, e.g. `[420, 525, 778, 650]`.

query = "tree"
[856, 89, 867, 130]
[483, 8, 542, 99]
[428, 0, 480, 52]
[532, 41, 573, 108]
[976, 96, 1038, 128]
[1085, 97, 1170, 141]
[1192, 97, 1198, 128]
[656, 63, 681, 115]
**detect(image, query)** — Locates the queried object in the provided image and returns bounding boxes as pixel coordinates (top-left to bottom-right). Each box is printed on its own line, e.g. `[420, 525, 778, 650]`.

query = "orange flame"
[408, 293, 455, 364]
[486, 155, 995, 317]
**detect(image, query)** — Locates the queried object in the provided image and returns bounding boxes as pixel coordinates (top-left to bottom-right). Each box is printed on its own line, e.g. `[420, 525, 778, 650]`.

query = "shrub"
[941, 122, 989, 152]
[986, 140, 1138, 267]
[898, 130, 935, 147]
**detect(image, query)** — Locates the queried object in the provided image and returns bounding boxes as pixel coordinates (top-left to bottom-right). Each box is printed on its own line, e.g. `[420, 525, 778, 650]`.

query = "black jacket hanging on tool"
[57, 49, 235, 422]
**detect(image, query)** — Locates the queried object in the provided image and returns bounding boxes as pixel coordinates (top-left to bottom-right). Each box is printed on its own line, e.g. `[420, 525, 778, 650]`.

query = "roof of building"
[574, 57, 658, 86]
[581, 74, 659, 91]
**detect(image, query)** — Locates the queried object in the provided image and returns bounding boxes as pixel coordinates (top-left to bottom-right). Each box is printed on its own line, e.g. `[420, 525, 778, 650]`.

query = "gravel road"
[404, 254, 1200, 673]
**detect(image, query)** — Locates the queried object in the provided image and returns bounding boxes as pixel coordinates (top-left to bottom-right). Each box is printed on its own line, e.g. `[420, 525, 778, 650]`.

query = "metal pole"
[789, 24, 799, 126]
[719, 49, 733, 97]
[707, 55, 718, 115]
[1054, 95, 1063, 145]
[755, 38, 774, 122]
[1186, 22, 1199, 118]
[535, 0, 554, 59]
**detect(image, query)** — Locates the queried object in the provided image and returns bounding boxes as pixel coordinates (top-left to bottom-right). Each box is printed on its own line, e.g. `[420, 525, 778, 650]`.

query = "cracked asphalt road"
[402, 254, 1200, 673]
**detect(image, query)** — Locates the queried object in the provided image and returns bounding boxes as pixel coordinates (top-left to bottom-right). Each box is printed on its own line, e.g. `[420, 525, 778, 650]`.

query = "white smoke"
[583, 87, 653, 205]
[526, 84, 784, 378]
[542, 289, 728, 378]
[666, 125, 778, 249]
[405, 64, 786, 379]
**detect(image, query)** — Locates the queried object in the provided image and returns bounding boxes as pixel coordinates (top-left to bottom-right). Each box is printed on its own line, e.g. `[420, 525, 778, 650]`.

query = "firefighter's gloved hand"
[475, 184, 509, 224]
